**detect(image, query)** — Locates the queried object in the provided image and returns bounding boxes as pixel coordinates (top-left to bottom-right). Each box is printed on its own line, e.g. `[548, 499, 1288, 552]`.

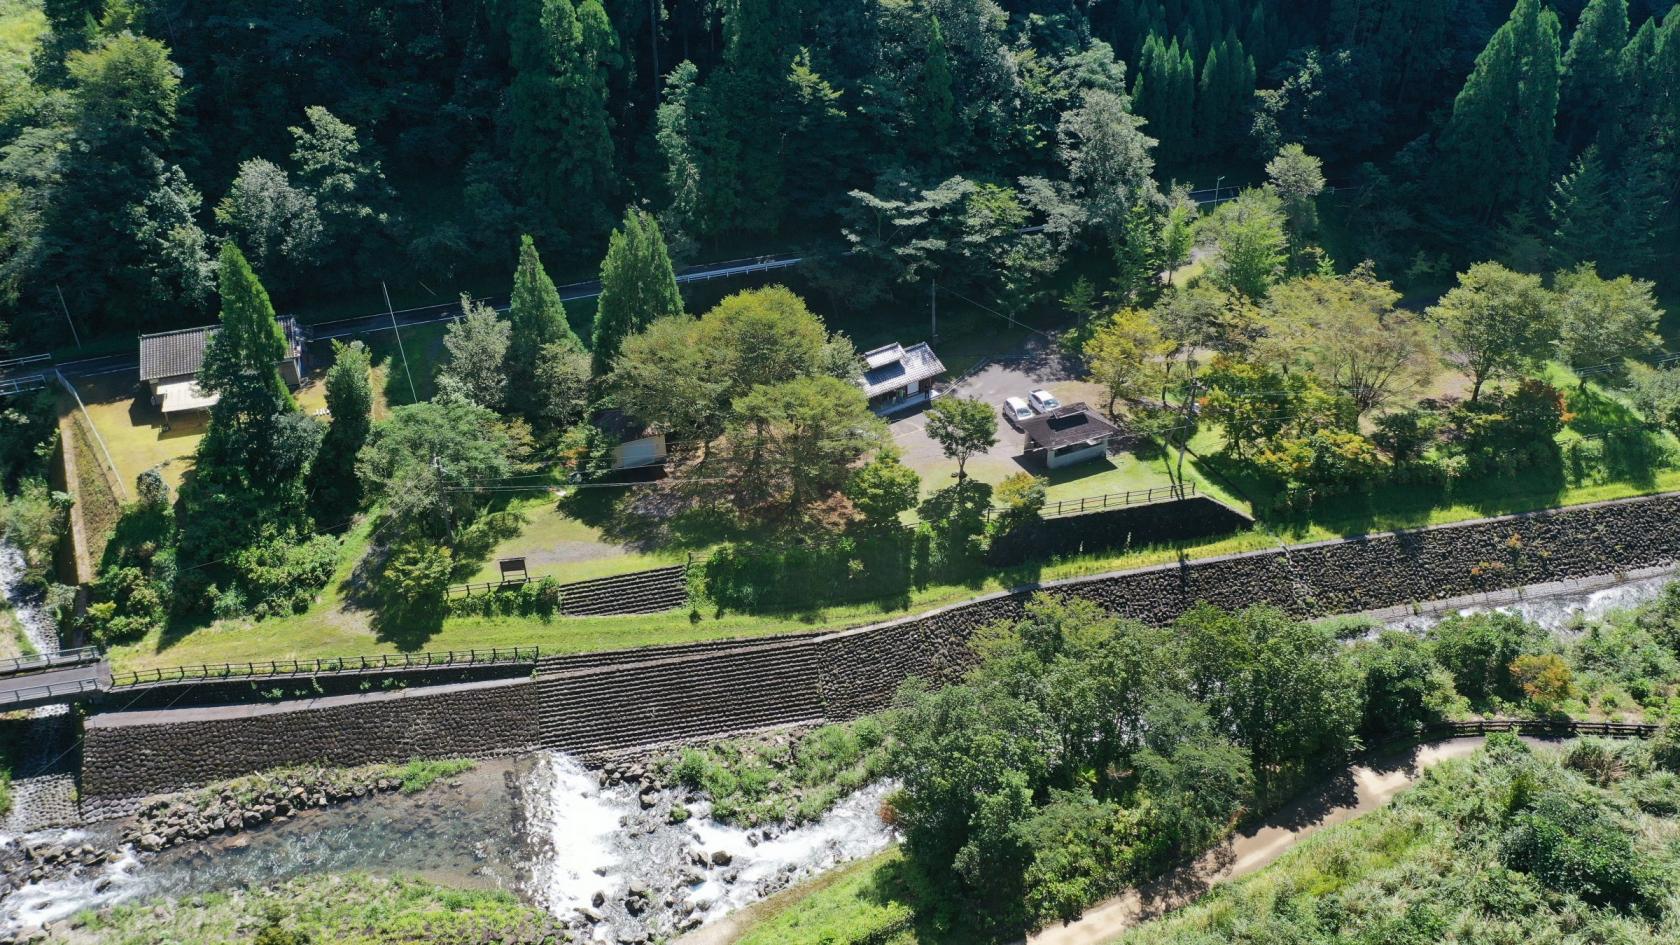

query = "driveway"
[888, 335, 1107, 487]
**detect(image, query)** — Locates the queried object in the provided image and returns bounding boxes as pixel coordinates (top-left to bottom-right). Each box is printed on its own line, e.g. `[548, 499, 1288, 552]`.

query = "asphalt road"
[14, 253, 803, 382]
[0, 662, 106, 710]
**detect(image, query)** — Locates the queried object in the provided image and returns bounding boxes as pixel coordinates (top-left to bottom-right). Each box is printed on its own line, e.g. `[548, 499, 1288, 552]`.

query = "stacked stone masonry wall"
[80, 493, 1680, 793]
[81, 678, 539, 805]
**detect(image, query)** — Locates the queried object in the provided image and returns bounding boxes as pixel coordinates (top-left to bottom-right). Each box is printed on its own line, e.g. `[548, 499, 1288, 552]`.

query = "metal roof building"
[859, 341, 945, 414]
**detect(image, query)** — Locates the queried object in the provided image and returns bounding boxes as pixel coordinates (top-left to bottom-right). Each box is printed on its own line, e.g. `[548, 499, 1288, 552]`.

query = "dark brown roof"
[139, 318, 302, 382]
[1019, 402, 1124, 451]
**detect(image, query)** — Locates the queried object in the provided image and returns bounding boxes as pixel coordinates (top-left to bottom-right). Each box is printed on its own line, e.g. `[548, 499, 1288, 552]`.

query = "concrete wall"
[81, 677, 539, 806]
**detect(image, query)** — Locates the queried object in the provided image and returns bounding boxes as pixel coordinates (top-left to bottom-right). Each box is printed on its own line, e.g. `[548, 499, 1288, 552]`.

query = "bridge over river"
[0, 648, 107, 712]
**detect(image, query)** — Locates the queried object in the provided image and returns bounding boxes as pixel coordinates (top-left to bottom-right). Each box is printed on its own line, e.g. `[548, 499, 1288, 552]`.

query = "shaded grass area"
[731, 848, 954, 945]
[70, 872, 555, 945]
[461, 491, 685, 585]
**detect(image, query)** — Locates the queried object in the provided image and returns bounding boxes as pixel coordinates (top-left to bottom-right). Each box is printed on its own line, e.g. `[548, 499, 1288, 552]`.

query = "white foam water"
[518, 752, 898, 941]
[1386, 574, 1672, 635]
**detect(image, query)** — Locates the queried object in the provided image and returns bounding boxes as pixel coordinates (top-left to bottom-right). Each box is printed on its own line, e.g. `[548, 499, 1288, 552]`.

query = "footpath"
[1029, 736, 1507, 945]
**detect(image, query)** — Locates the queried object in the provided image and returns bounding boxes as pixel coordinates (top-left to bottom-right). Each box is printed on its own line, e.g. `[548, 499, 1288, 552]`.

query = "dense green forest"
[0, 0, 1675, 348]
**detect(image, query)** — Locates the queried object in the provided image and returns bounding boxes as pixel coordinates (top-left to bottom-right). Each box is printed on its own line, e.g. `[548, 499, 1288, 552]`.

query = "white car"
[1028, 389, 1061, 414]
[1002, 396, 1033, 429]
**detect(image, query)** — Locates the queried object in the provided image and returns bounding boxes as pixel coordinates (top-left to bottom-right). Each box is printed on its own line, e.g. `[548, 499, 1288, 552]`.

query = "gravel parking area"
[888, 336, 1108, 487]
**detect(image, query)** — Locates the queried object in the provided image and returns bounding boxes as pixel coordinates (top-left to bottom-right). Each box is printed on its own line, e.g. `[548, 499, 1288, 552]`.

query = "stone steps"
[558, 565, 690, 617]
[535, 639, 827, 755]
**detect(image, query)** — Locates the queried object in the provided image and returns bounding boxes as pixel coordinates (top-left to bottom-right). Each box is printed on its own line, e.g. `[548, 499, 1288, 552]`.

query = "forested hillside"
[0, 0, 1674, 347]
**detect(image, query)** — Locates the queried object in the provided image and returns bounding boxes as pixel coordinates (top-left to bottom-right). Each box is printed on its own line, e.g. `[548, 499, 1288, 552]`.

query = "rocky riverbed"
[0, 751, 898, 944]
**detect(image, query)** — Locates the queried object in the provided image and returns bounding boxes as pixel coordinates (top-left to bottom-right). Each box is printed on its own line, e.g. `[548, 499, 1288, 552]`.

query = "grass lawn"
[462, 491, 688, 585]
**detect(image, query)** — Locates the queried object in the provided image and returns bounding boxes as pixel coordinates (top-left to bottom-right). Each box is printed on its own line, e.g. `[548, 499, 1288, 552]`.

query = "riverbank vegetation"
[723, 580, 1680, 943]
[65, 873, 564, 945]
[1119, 735, 1680, 945]
[656, 720, 891, 827]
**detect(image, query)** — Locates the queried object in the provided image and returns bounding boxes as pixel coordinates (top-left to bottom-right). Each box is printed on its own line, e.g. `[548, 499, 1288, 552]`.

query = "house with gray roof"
[858, 341, 945, 415]
[138, 318, 305, 416]
[1018, 402, 1125, 469]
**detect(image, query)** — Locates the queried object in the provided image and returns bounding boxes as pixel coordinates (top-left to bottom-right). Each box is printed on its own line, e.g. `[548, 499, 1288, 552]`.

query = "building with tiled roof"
[138, 318, 305, 415]
[858, 341, 945, 414]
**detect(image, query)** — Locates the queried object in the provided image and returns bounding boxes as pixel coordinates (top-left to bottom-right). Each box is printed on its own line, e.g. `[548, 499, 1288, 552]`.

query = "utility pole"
[1214, 175, 1225, 206]
[54, 285, 81, 349]
[930, 277, 938, 342]
[384, 281, 419, 404]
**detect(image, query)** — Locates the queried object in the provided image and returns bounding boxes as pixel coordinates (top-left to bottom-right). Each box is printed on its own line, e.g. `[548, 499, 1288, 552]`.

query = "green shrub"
[1499, 790, 1655, 909]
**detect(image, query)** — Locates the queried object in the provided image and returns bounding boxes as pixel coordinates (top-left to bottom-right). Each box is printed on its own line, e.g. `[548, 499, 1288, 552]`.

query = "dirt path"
[1028, 737, 1501, 945]
[680, 737, 1510, 945]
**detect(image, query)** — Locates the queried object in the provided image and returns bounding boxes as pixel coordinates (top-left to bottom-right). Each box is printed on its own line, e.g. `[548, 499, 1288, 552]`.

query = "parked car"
[1002, 396, 1033, 429]
[1028, 389, 1061, 414]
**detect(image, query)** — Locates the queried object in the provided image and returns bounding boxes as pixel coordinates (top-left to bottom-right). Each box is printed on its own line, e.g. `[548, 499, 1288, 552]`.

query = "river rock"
[710, 850, 732, 867]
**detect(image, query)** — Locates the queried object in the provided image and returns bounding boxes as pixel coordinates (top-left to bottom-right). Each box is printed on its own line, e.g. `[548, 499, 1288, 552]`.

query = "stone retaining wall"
[815, 492, 1680, 716]
[79, 493, 1680, 792]
[80, 677, 538, 808]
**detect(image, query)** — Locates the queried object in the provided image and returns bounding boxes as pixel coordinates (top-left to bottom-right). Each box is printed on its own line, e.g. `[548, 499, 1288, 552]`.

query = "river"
[0, 755, 900, 941]
[1, 569, 1673, 941]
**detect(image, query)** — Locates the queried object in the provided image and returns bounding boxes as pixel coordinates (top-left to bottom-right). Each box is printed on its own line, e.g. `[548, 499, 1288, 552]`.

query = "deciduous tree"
[1553, 264, 1661, 382]
[437, 297, 513, 411]
[925, 396, 998, 484]
[1428, 262, 1556, 401]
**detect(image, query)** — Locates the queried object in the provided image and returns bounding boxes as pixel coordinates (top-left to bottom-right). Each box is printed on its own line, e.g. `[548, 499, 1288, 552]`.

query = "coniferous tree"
[1548, 147, 1615, 271]
[505, 0, 619, 232]
[1133, 33, 1195, 166]
[1434, 0, 1561, 225]
[915, 15, 958, 162]
[1559, 0, 1628, 150]
[311, 340, 374, 522]
[1195, 33, 1255, 157]
[696, 0, 792, 235]
[592, 209, 682, 375]
[506, 235, 581, 416]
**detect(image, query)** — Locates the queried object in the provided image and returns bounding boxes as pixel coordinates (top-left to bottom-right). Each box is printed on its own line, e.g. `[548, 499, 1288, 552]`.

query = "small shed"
[596, 409, 669, 471]
[138, 318, 305, 415]
[1019, 402, 1124, 469]
[859, 342, 946, 414]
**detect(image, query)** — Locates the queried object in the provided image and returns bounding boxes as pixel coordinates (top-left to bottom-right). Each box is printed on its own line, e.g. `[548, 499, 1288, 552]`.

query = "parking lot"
[888, 335, 1110, 490]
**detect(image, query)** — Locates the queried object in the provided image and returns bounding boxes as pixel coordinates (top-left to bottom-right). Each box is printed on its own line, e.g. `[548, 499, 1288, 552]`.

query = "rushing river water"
[0, 754, 899, 940]
[3, 570, 1675, 940]
[1380, 573, 1672, 635]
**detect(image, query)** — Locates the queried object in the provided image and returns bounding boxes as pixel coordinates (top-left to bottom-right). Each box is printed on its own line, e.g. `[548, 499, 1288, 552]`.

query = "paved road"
[13, 253, 803, 382]
[0, 662, 106, 710]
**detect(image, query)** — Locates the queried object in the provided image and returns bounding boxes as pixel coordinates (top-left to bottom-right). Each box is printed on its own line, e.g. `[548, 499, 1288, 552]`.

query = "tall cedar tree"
[506, 0, 619, 232]
[1559, 0, 1628, 151]
[916, 15, 958, 162]
[507, 235, 581, 417]
[311, 340, 374, 522]
[1133, 33, 1196, 167]
[592, 209, 683, 375]
[24, 34, 184, 341]
[1435, 0, 1561, 224]
[1195, 33, 1255, 158]
[697, 0, 793, 235]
